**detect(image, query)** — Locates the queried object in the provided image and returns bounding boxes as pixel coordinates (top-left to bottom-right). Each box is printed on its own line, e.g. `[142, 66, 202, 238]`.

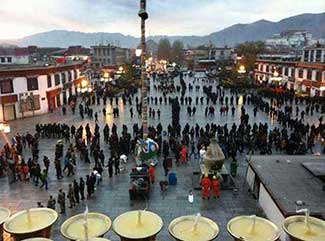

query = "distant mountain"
[0, 13, 324, 48]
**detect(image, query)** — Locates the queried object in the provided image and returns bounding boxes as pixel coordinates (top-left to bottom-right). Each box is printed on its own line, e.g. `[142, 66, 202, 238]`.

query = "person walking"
[114, 156, 120, 175]
[67, 184, 76, 208]
[39, 169, 48, 190]
[149, 164, 155, 184]
[211, 176, 221, 199]
[201, 174, 211, 200]
[47, 195, 56, 210]
[162, 158, 169, 177]
[73, 179, 80, 204]
[181, 145, 187, 164]
[54, 158, 63, 179]
[57, 189, 66, 214]
[108, 157, 113, 178]
[79, 177, 85, 200]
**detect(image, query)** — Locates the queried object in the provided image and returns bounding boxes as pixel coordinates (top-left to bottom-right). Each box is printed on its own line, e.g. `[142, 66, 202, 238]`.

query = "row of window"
[0, 70, 78, 94]
[0, 78, 38, 94]
[0, 57, 12, 63]
[303, 49, 325, 63]
[47, 70, 77, 88]
[257, 64, 323, 82]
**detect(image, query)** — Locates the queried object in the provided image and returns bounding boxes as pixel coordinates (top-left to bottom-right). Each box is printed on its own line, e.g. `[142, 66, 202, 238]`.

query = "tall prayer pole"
[139, 0, 148, 140]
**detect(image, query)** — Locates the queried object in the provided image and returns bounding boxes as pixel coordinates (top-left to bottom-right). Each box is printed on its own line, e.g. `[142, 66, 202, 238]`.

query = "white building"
[265, 30, 315, 48]
[91, 45, 131, 68]
[0, 61, 86, 121]
[254, 44, 325, 96]
[209, 47, 233, 61]
[0, 48, 30, 65]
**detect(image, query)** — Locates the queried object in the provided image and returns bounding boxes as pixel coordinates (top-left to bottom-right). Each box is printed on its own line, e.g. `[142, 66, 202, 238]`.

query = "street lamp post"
[139, 0, 148, 141]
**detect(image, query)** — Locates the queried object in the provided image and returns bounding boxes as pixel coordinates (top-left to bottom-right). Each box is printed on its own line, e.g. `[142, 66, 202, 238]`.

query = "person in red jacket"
[149, 163, 155, 184]
[211, 175, 221, 198]
[181, 145, 187, 164]
[201, 174, 211, 199]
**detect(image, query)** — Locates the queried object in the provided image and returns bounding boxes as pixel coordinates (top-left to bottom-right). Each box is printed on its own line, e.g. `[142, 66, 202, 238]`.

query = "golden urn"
[0, 207, 10, 241]
[113, 210, 163, 241]
[168, 214, 220, 241]
[3, 208, 58, 241]
[283, 215, 325, 241]
[61, 212, 111, 241]
[227, 215, 280, 241]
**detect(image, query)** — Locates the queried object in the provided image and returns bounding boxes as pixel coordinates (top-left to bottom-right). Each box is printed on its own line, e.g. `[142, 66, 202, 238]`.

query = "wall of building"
[0, 55, 29, 65]
[258, 184, 287, 241]
[0, 65, 83, 122]
[254, 48, 325, 96]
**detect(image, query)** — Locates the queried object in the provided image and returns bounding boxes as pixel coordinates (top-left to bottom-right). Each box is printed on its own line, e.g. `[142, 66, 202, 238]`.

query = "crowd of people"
[0, 70, 324, 205]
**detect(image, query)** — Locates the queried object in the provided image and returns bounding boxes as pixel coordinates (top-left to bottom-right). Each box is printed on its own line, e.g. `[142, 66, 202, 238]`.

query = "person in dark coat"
[73, 179, 80, 204]
[108, 158, 113, 178]
[86, 175, 92, 198]
[57, 189, 66, 214]
[79, 177, 85, 200]
[47, 195, 56, 210]
[67, 184, 75, 208]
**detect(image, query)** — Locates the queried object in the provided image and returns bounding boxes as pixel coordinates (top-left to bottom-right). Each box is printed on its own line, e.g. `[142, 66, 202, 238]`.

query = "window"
[55, 74, 60, 86]
[0, 79, 13, 94]
[0, 57, 5, 63]
[47, 75, 52, 88]
[68, 71, 72, 82]
[303, 50, 309, 62]
[310, 50, 314, 62]
[61, 73, 66, 84]
[298, 69, 304, 78]
[7, 57, 12, 63]
[315, 71, 322, 82]
[27, 77, 39, 91]
[266, 65, 269, 72]
[73, 70, 78, 79]
[289, 68, 294, 77]
[307, 69, 312, 80]
[316, 50, 322, 62]
[284, 68, 289, 76]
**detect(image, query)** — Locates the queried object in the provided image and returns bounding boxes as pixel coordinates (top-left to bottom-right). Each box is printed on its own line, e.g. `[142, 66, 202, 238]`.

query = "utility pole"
[139, 0, 149, 140]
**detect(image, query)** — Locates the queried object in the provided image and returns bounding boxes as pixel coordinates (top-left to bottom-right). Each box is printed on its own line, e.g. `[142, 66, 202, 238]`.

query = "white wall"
[246, 166, 256, 191]
[14, 75, 49, 118]
[258, 184, 287, 241]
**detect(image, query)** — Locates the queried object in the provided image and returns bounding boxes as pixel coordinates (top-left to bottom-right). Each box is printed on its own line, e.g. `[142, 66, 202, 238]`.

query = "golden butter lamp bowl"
[22, 238, 53, 241]
[3, 208, 58, 241]
[0, 207, 11, 241]
[227, 216, 280, 241]
[77, 238, 111, 241]
[283, 215, 325, 241]
[60, 212, 111, 241]
[113, 210, 163, 241]
[168, 215, 220, 241]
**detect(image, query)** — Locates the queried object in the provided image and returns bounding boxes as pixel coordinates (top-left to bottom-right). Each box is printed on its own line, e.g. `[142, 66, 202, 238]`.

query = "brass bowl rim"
[21, 238, 53, 241]
[112, 210, 163, 239]
[168, 215, 220, 241]
[60, 212, 112, 240]
[0, 207, 11, 225]
[282, 215, 325, 241]
[227, 215, 280, 241]
[3, 208, 58, 234]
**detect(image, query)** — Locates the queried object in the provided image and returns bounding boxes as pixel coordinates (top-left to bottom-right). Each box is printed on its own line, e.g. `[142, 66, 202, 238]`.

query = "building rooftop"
[0, 60, 85, 72]
[249, 155, 325, 219]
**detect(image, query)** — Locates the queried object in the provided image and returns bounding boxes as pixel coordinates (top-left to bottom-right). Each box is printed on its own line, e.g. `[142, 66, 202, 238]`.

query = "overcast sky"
[0, 0, 324, 39]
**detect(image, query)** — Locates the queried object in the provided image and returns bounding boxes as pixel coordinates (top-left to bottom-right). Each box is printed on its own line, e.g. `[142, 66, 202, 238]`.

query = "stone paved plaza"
[0, 75, 322, 241]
